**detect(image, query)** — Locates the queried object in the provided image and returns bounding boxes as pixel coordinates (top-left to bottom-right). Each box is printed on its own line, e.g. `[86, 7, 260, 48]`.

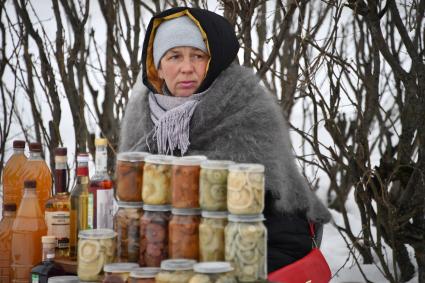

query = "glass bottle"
[2, 140, 27, 209]
[11, 180, 48, 283]
[30, 236, 65, 283]
[45, 147, 70, 258]
[0, 203, 17, 283]
[69, 153, 90, 259]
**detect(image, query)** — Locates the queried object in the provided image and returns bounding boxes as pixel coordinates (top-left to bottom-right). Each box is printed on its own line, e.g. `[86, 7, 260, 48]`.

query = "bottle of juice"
[2, 140, 27, 209]
[0, 203, 17, 283]
[11, 180, 48, 283]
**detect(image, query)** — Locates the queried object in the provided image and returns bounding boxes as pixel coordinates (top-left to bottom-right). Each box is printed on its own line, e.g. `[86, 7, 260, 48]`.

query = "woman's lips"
[178, 81, 196, 88]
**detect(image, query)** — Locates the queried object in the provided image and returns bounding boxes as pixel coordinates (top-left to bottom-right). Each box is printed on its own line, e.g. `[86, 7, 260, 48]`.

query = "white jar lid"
[144, 154, 176, 165]
[117, 201, 144, 208]
[228, 163, 264, 173]
[130, 267, 161, 278]
[201, 210, 228, 219]
[103, 262, 139, 273]
[143, 204, 172, 212]
[193, 262, 234, 273]
[200, 160, 234, 170]
[160, 259, 196, 271]
[228, 214, 265, 222]
[78, 228, 116, 239]
[172, 155, 207, 166]
[172, 208, 201, 216]
[48, 276, 79, 283]
[117, 151, 150, 162]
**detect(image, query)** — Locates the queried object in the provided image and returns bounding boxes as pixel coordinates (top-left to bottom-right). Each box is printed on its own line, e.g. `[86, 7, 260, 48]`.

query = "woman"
[119, 7, 331, 272]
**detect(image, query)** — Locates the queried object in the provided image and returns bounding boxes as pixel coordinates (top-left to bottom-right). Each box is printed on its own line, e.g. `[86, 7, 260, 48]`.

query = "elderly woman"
[119, 7, 331, 272]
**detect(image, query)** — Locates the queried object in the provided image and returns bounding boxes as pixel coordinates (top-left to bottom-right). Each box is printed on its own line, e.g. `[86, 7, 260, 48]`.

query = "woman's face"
[158, 46, 209, 97]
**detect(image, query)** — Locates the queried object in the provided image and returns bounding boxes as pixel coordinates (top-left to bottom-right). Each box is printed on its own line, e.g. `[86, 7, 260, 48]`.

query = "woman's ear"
[157, 66, 164, 79]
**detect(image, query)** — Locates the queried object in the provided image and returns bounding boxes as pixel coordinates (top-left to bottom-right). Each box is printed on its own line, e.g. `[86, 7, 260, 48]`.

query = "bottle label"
[96, 189, 114, 229]
[95, 150, 108, 172]
[88, 193, 94, 229]
[46, 211, 70, 249]
[32, 274, 39, 283]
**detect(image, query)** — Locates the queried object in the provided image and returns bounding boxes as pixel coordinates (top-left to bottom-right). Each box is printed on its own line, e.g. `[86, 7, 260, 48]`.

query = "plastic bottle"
[0, 203, 17, 283]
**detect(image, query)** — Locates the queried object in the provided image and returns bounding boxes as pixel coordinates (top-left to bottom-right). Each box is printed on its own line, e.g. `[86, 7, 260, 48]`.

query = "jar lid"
[228, 163, 264, 173]
[172, 155, 207, 166]
[172, 208, 201, 216]
[228, 214, 265, 222]
[117, 201, 144, 208]
[193, 262, 234, 273]
[103, 262, 139, 273]
[144, 154, 176, 165]
[117, 151, 150, 162]
[201, 210, 228, 219]
[130, 267, 161, 278]
[47, 276, 79, 283]
[42, 236, 56, 244]
[13, 140, 25, 149]
[200, 160, 235, 170]
[160, 259, 196, 271]
[79, 228, 116, 239]
[143, 204, 172, 212]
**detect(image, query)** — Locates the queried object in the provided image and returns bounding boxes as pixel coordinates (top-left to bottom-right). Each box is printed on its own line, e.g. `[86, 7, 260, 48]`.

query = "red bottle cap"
[24, 180, 37, 188]
[55, 147, 67, 156]
[29, 143, 42, 152]
[13, 140, 25, 149]
[3, 203, 17, 211]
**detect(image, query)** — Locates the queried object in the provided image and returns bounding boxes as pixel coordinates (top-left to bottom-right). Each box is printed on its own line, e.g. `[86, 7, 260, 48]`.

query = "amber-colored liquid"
[0, 210, 16, 283]
[2, 150, 27, 208]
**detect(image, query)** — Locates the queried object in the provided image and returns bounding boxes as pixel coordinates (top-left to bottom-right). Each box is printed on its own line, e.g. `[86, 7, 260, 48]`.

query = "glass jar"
[77, 229, 117, 281]
[155, 259, 196, 283]
[189, 262, 236, 283]
[129, 267, 161, 283]
[114, 201, 143, 262]
[48, 276, 79, 283]
[169, 208, 201, 260]
[172, 156, 207, 208]
[227, 164, 265, 215]
[199, 160, 234, 211]
[225, 214, 267, 282]
[116, 152, 150, 201]
[103, 263, 139, 283]
[139, 204, 171, 267]
[199, 211, 227, 262]
[142, 155, 175, 205]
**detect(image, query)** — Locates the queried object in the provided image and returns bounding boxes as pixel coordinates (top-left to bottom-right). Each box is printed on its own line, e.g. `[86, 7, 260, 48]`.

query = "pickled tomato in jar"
[169, 208, 201, 260]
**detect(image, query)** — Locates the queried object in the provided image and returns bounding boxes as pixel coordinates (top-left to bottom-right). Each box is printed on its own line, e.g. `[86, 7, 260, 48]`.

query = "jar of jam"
[114, 201, 143, 262]
[169, 208, 201, 260]
[129, 267, 161, 283]
[155, 259, 196, 283]
[116, 152, 150, 201]
[199, 160, 234, 211]
[199, 210, 228, 262]
[139, 204, 171, 267]
[103, 263, 140, 283]
[227, 164, 265, 215]
[142, 155, 175, 205]
[189, 262, 236, 283]
[225, 214, 267, 282]
[172, 156, 207, 208]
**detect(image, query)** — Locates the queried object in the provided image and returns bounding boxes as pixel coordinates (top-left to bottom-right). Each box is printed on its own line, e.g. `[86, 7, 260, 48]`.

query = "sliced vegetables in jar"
[155, 259, 196, 283]
[199, 210, 228, 262]
[189, 262, 236, 283]
[103, 262, 139, 283]
[129, 267, 161, 283]
[142, 155, 175, 205]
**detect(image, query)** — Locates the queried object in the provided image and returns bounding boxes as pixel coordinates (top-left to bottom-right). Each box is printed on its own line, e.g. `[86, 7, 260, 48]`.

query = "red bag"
[268, 223, 331, 283]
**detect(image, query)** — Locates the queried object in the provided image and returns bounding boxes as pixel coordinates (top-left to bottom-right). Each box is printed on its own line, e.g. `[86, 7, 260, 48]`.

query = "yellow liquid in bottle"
[3, 151, 27, 208]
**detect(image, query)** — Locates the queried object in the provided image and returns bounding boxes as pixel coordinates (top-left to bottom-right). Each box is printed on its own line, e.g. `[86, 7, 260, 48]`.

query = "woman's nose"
[180, 57, 194, 73]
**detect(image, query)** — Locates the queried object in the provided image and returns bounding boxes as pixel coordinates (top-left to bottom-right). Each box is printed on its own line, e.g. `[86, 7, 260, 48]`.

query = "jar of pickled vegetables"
[199, 160, 234, 211]
[77, 229, 117, 281]
[189, 262, 236, 283]
[199, 210, 228, 262]
[225, 214, 267, 282]
[169, 208, 201, 260]
[103, 263, 139, 283]
[227, 164, 265, 215]
[171, 156, 207, 208]
[128, 267, 161, 283]
[114, 201, 143, 262]
[116, 152, 150, 201]
[142, 155, 175, 205]
[139, 204, 171, 267]
[155, 259, 196, 283]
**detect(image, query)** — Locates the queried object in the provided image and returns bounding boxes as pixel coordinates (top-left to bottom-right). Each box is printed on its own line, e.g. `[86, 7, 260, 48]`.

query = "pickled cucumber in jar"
[142, 155, 175, 205]
[199, 211, 227, 262]
[189, 262, 236, 283]
[155, 259, 196, 283]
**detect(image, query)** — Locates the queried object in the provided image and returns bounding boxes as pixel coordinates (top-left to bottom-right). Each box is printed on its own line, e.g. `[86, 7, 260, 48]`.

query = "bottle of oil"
[0, 203, 17, 283]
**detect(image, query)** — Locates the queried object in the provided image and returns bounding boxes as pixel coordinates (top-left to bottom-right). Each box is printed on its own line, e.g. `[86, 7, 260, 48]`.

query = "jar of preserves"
[142, 155, 175, 205]
[199, 160, 234, 211]
[139, 204, 171, 267]
[103, 263, 139, 283]
[225, 214, 267, 282]
[169, 208, 201, 260]
[114, 201, 143, 262]
[199, 211, 227, 262]
[227, 164, 265, 215]
[155, 259, 196, 283]
[116, 152, 150, 201]
[129, 267, 161, 283]
[189, 262, 236, 283]
[77, 229, 117, 281]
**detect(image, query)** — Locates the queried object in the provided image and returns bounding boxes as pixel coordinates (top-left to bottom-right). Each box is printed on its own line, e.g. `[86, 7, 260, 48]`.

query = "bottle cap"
[3, 203, 17, 211]
[55, 147, 67, 156]
[160, 259, 196, 271]
[42, 236, 57, 244]
[95, 138, 108, 146]
[29, 142, 42, 152]
[24, 180, 36, 188]
[193, 262, 234, 273]
[130, 267, 161, 278]
[13, 140, 25, 149]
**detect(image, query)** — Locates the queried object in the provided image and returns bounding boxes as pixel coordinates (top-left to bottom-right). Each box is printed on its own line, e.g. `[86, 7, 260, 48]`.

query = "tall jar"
[103, 263, 139, 283]
[114, 201, 143, 262]
[129, 268, 161, 283]
[116, 152, 150, 201]
[199, 210, 227, 262]
[189, 262, 236, 283]
[172, 156, 207, 208]
[199, 160, 234, 211]
[225, 214, 267, 282]
[155, 259, 196, 283]
[139, 204, 171, 267]
[142, 155, 175, 205]
[227, 164, 265, 215]
[169, 208, 201, 260]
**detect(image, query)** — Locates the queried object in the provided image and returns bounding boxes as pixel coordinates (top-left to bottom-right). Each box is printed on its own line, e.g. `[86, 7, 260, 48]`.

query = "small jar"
[139, 204, 171, 267]
[199, 211, 228, 262]
[169, 208, 201, 260]
[225, 214, 267, 282]
[189, 262, 236, 283]
[116, 152, 150, 201]
[114, 201, 143, 262]
[48, 276, 79, 283]
[129, 267, 161, 283]
[155, 259, 196, 283]
[172, 156, 207, 208]
[77, 229, 117, 281]
[103, 263, 140, 283]
[42, 236, 57, 261]
[227, 164, 265, 214]
[142, 155, 175, 205]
